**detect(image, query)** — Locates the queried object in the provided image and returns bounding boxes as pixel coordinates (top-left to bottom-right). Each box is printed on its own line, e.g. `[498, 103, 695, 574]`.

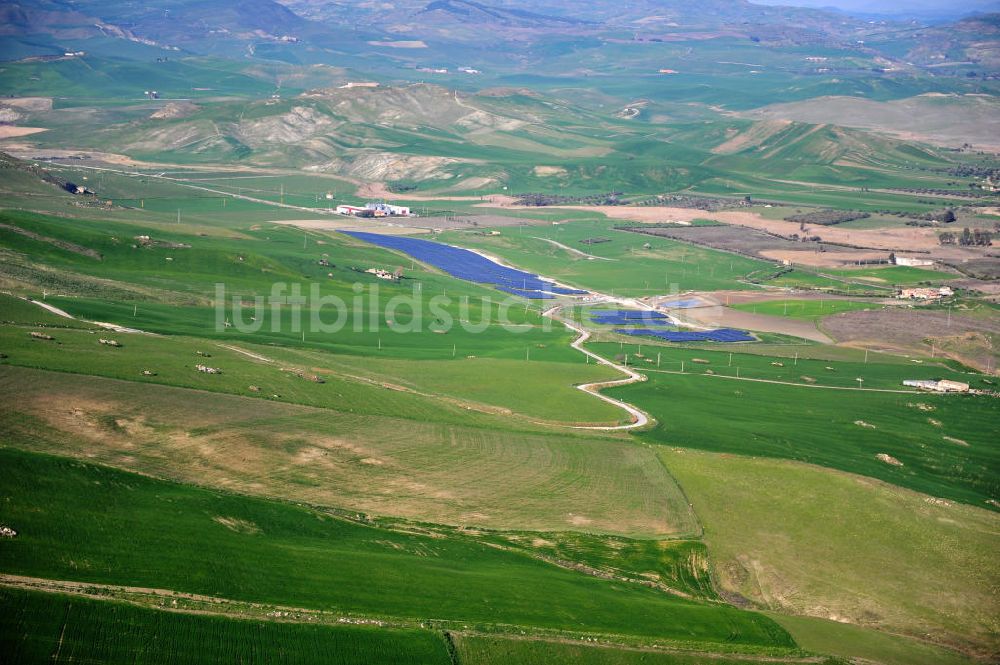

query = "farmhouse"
[365, 267, 398, 280]
[898, 286, 953, 300]
[335, 202, 412, 217]
[903, 379, 970, 393]
[893, 256, 935, 267]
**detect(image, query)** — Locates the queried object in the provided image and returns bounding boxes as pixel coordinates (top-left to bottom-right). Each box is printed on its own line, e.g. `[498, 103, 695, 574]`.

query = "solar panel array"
[498, 287, 555, 299]
[591, 310, 671, 326]
[342, 231, 587, 298]
[615, 328, 755, 343]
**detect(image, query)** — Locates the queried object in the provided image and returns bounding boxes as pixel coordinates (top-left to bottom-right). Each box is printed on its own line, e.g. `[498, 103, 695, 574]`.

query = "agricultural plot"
[0, 322, 618, 424]
[0, 448, 795, 649]
[0, 365, 694, 537]
[661, 449, 999, 658]
[0, 587, 450, 665]
[730, 299, 882, 321]
[599, 351, 1000, 509]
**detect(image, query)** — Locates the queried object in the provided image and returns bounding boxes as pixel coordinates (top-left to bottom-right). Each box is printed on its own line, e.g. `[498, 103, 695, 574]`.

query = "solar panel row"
[498, 287, 556, 299]
[342, 231, 588, 297]
[615, 328, 755, 343]
[592, 310, 669, 319]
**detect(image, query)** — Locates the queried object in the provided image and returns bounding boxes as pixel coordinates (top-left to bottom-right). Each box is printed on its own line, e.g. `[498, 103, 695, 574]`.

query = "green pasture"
[0, 448, 795, 649]
[662, 449, 999, 655]
[588, 341, 981, 391]
[600, 353, 1000, 509]
[453, 634, 819, 665]
[0, 587, 450, 665]
[730, 299, 881, 320]
[0, 365, 692, 537]
[771, 614, 976, 665]
[0, 322, 619, 424]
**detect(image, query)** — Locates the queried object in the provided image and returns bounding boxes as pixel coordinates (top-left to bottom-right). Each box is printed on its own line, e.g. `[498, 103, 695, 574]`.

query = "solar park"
[616, 328, 756, 343]
[590, 310, 671, 326]
[342, 231, 587, 298]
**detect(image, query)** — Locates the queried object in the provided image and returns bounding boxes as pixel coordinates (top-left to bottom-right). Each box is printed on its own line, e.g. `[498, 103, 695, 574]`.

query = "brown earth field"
[668, 302, 835, 343]
[821, 308, 1000, 373]
[616, 223, 891, 267]
[0, 126, 48, 138]
[562, 205, 982, 256]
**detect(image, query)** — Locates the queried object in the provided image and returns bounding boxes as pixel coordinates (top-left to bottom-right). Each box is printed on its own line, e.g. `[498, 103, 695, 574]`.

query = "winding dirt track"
[543, 305, 652, 431]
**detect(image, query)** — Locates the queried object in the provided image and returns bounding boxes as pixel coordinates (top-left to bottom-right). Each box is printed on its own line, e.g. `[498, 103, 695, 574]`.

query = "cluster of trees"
[516, 192, 623, 206]
[939, 228, 993, 246]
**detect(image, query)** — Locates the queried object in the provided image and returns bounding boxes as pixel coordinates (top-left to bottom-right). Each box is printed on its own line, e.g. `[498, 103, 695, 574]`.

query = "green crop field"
[0, 448, 795, 650]
[452, 634, 819, 665]
[771, 614, 977, 665]
[0, 587, 450, 665]
[0, 365, 696, 537]
[600, 349, 1000, 509]
[2, 9, 998, 661]
[730, 299, 882, 320]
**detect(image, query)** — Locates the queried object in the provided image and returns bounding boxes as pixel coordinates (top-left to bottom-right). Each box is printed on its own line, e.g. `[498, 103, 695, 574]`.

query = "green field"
[661, 449, 998, 657]
[0, 365, 696, 537]
[0, 448, 795, 649]
[601, 349, 999, 509]
[452, 634, 819, 665]
[730, 299, 882, 320]
[0, 587, 450, 665]
[771, 614, 977, 665]
[3, 10, 999, 663]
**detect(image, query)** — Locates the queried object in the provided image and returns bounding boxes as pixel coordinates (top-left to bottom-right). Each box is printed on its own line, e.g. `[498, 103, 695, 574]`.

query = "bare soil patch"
[0, 126, 48, 138]
[620, 223, 884, 266]
[822, 308, 999, 372]
[675, 302, 833, 344]
[572, 205, 949, 253]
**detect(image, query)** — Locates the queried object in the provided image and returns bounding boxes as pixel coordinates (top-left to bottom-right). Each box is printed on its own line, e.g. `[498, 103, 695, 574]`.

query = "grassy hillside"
[0, 587, 450, 665]
[601, 347, 999, 509]
[0, 365, 695, 537]
[661, 449, 998, 659]
[0, 448, 795, 650]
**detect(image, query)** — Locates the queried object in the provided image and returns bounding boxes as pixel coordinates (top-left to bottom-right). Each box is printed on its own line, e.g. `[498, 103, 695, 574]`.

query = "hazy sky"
[751, 0, 999, 16]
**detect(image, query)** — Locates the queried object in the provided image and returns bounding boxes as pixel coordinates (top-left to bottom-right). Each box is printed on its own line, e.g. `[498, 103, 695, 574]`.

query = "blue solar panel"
[593, 310, 668, 319]
[342, 231, 583, 297]
[615, 328, 754, 343]
[498, 287, 556, 299]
